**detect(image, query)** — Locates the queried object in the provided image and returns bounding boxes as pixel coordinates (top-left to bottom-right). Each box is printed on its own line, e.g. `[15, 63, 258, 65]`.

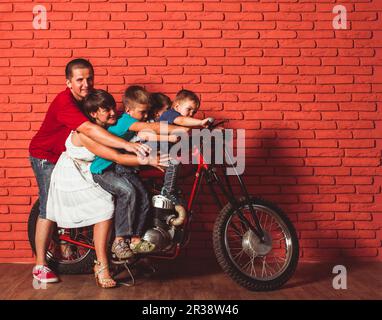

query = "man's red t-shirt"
[29, 88, 88, 164]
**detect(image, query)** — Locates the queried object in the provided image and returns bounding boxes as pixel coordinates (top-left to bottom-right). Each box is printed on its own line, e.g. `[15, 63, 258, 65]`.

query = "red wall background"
[0, 0, 381, 263]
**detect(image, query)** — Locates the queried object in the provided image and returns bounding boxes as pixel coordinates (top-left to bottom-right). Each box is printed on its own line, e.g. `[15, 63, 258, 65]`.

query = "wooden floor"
[0, 260, 381, 300]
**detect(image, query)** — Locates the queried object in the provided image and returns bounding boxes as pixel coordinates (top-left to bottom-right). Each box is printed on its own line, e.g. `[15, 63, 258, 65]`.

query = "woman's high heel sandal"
[94, 260, 117, 289]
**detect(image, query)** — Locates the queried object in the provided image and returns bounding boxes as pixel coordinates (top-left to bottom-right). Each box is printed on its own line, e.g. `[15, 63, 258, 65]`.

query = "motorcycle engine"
[142, 195, 178, 252]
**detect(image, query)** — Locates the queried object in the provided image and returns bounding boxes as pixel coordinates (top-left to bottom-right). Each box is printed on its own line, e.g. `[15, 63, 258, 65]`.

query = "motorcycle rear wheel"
[213, 197, 299, 291]
[28, 200, 96, 274]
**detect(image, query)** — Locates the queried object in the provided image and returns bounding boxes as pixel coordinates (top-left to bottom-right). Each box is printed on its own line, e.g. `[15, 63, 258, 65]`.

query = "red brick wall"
[0, 0, 381, 263]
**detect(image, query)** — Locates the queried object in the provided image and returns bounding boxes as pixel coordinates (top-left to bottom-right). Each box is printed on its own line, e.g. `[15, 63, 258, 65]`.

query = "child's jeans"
[146, 141, 181, 202]
[92, 164, 150, 238]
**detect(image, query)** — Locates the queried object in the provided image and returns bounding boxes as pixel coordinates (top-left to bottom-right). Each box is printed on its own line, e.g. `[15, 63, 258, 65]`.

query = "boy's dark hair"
[82, 89, 116, 122]
[174, 89, 200, 109]
[122, 85, 150, 108]
[65, 58, 94, 80]
[149, 92, 171, 114]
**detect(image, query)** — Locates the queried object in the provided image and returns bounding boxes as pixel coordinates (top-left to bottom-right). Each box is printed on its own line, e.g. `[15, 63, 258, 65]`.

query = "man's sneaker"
[32, 265, 60, 283]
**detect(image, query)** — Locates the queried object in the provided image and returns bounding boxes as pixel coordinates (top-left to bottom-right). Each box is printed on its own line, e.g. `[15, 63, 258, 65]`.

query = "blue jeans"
[29, 156, 55, 219]
[146, 141, 181, 199]
[92, 164, 150, 238]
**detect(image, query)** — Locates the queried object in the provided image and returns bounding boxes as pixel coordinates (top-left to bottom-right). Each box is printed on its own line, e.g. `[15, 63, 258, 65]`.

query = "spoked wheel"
[213, 197, 299, 291]
[28, 200, 96, 274]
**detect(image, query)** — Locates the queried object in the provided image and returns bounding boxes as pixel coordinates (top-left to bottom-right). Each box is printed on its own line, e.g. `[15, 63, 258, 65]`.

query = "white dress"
[46, 131, 114, 228]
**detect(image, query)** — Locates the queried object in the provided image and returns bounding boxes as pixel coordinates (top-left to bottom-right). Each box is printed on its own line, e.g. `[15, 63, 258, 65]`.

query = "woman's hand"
[123, 142, 151, 157]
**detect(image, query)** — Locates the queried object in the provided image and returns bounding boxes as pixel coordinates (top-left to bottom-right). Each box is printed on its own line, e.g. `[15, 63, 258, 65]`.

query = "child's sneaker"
[161, 189, 183, 206]
[32, 265, 60, 283]
[130, 239, 156, 254]
[111, 238, 134, 259]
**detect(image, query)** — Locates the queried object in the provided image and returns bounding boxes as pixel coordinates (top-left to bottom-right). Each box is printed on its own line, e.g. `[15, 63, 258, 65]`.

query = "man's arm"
[77, 121, 149, 156]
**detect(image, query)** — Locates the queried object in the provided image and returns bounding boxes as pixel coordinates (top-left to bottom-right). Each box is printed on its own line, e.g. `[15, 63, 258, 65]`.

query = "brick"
[149, 12, 185, 21]
[318, 221, 354, 230]
[342, 158, 380, 167]
[165, 39, 201, 48]
[336, 213, 372, 221]
[187, 12, 224, 21]
[205, 3, 240, 12]
[202, 21, 238, 31]
[299, 213, 335, 221]
[0, 195, 30, 205]
[0, 250, 32, 258]
[0, 241, 14, 250]
[320, 185, 355, 195]
[0, 206, 8, 214]
[110, 48, 148, 57]
[147, 31, 183, 39]
[72, 30, 108, 39]
[241, 39, 278, 48]
[339, 230, 376, 239]
[319, 240, 355, 248]
[260, 30, 297, 39]
[168, 57, 206, 66]
[356, 240, 381, 248]
[357, 186, 381, 194]
[34, 31, 70, 39]
[0, 223, 11, 232]
[0, 31, 33, 40]
[243, 3, 278, 12]
[301, 231, 337, 239]
[342, 248, 378, 257]
[303, 248, 343, 259]
[166, 3, 203, 12]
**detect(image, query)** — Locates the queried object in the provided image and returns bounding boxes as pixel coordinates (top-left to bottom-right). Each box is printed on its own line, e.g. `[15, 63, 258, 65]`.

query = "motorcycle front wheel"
[213, 197, 299, 291]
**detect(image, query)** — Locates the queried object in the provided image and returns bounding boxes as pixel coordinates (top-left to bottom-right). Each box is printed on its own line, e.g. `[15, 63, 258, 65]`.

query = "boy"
[157, 89, 214, 204]
[159, 89, 213, 127]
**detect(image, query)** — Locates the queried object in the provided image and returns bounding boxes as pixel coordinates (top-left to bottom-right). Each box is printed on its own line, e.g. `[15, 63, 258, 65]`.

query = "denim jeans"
[146, 141, 181, 197]
[29, 156, 55, 219]
[92, 164, 150, 238]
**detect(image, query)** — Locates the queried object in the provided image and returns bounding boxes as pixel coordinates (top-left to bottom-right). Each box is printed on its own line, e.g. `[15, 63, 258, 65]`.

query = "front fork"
[206, 167, 265, 241]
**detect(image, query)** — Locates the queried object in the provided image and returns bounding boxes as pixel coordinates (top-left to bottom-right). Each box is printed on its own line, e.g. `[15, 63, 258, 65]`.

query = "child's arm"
[174, 116, 213, 128]
[129, 122, 190, 135]
[137, 130, 179, 143]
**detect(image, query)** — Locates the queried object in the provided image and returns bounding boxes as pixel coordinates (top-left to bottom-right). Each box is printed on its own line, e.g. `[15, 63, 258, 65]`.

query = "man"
[29, 58, 148, 283]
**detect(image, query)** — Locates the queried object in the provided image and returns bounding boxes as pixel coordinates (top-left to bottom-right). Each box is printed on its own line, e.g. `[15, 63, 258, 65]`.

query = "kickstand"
[118, 262, 136, 287]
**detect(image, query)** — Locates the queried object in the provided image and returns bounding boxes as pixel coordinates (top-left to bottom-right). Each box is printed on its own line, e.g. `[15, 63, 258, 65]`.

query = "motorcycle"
[28, 120, 299, 291]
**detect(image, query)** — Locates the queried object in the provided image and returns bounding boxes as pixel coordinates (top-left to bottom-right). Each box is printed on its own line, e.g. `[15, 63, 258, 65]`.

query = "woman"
[46, 89, 166, 288]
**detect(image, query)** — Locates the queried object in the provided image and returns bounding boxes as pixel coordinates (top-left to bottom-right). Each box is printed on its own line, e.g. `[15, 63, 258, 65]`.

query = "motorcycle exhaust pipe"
[152, 195, 187, 227]
[169, 205, 187, 227]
